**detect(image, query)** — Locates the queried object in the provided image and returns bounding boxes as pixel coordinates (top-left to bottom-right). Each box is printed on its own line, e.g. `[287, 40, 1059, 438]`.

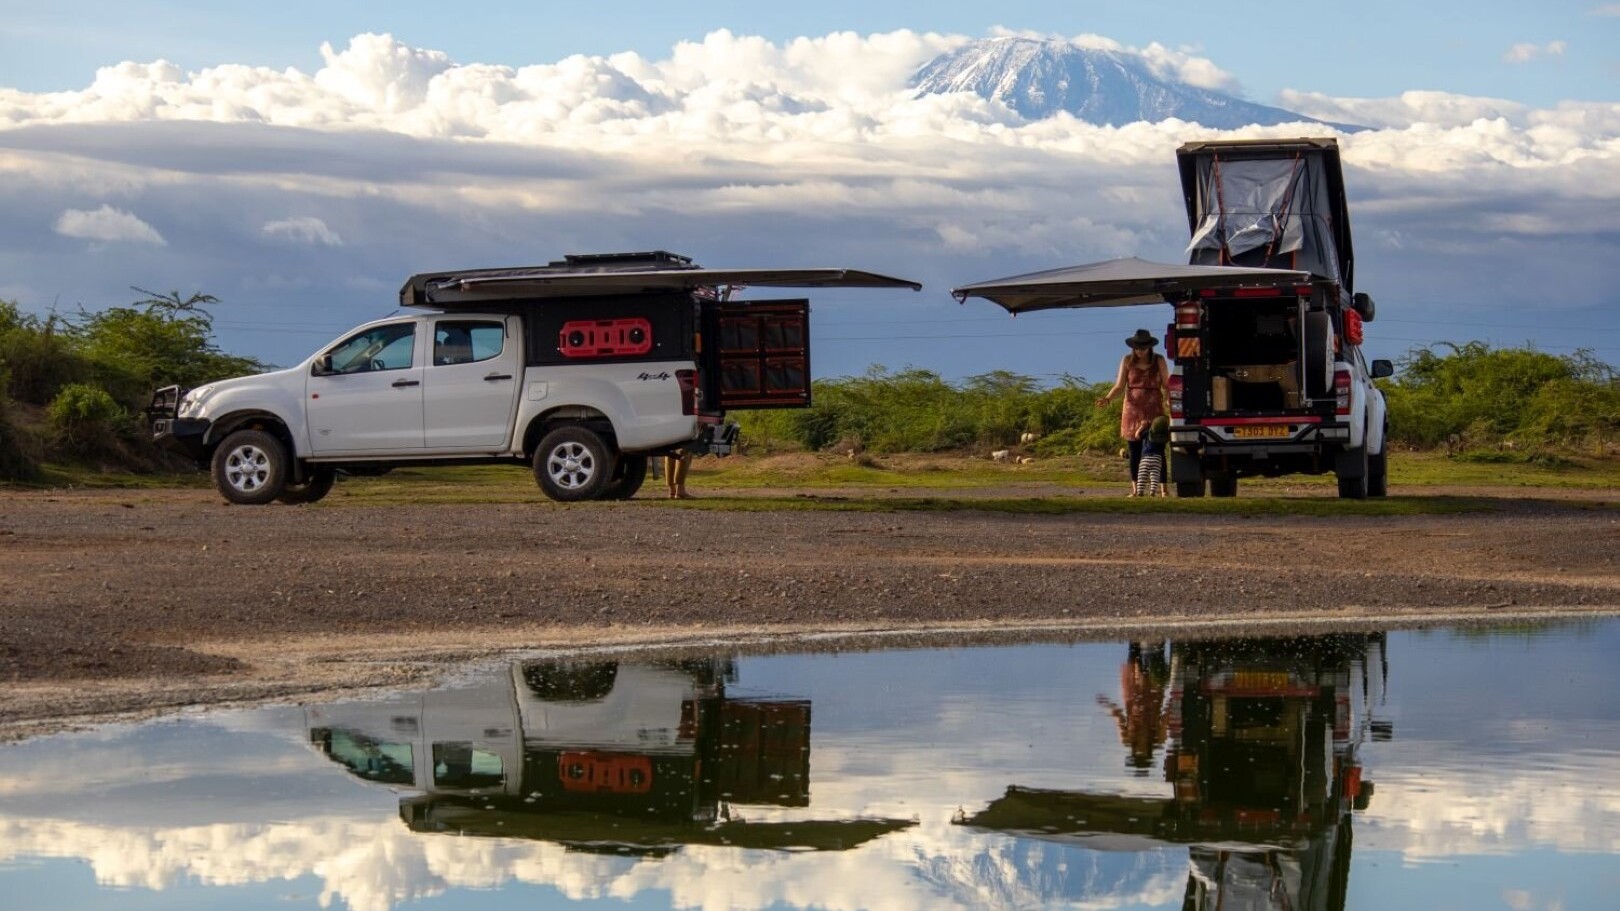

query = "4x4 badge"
[637, 372, 671, 381]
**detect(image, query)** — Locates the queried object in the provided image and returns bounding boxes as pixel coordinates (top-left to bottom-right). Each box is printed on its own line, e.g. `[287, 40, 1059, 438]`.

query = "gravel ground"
[2, 486, 1617, 734]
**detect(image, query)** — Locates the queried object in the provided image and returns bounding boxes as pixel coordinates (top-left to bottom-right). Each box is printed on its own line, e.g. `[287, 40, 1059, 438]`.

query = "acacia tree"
[70, 287, 264, 410]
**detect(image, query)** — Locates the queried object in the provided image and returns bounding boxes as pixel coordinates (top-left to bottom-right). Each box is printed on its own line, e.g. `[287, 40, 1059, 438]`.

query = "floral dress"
[1120, 354, 1167, 439]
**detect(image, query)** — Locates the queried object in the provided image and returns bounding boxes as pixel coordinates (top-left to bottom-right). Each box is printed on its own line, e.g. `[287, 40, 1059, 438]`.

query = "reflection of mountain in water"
[913, 836, 1186, 909]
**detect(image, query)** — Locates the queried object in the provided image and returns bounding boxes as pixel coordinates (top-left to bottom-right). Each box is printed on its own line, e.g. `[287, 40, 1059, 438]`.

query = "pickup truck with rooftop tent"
[954, 137, 1392, 499]
[148, 251, 921, 504]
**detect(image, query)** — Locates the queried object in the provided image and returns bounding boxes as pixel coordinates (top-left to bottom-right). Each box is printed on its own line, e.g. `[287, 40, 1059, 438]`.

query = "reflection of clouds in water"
[0, 815, 1182, 911]
[1359, 759, 1620, 858]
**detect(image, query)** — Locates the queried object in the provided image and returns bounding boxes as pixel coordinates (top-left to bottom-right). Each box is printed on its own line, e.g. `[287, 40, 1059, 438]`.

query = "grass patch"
[20, 464, 206, 490]
[1390, 449, 1620, 488]
[13, 449, 1616, 511]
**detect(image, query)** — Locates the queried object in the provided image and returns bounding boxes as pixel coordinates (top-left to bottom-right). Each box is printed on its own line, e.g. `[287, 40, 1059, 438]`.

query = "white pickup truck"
[150, 251, 919, 504]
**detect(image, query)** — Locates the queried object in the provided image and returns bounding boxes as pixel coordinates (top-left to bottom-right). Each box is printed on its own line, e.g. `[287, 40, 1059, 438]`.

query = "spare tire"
[1304, 310, 1333, 400]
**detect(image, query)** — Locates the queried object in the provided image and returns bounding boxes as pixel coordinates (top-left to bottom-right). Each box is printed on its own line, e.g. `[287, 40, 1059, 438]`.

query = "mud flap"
[1170, 450, 1203, 482]
[1334, 446, 1367, 478]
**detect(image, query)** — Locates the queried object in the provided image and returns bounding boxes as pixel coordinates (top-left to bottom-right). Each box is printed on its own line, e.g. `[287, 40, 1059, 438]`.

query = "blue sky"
[0, 2, 1617, 381]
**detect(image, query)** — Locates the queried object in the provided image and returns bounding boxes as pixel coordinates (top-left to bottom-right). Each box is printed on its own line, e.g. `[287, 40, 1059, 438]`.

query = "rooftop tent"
[401, 251, 922, 307]
[951, 257, 1311, 315]
[1176, 138, 1355, 294]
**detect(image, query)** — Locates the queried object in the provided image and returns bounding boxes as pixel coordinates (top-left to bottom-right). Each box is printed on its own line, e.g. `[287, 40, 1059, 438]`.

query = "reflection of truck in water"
[307, 657, 911, 853]
[957, 633, 1389, 911]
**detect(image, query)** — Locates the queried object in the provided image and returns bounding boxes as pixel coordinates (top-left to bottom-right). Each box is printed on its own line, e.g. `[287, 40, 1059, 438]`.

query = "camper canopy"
[951, 257, 1311, 315]
[402, 251, 921, 307]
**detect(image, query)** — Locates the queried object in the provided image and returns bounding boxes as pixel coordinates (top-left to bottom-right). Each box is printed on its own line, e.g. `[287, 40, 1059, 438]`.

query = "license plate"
[1231, 425, 1291, 439]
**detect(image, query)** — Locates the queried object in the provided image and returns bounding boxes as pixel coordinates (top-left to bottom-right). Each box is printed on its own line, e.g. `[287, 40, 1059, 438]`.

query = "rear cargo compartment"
[1203, 299, 1303, 414]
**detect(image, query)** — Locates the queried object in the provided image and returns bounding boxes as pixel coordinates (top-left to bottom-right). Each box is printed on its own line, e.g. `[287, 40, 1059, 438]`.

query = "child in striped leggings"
[1132, 416, 1171, 497]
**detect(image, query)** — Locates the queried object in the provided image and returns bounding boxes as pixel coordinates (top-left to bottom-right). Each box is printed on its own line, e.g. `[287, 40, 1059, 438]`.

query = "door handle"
[484, 373, 513, 382]
[392, 379, 420, 388]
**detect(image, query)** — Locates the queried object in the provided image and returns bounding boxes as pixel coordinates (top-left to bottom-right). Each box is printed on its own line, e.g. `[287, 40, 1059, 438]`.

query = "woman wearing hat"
[1096, 329, 1170, 490]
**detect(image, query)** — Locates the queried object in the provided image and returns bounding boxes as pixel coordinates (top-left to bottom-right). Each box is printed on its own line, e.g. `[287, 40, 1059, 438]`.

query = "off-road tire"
[211, 429, 290, 505]
[600, 455, 649, 500]
[1175, 480, 1206, 498]
[534, 425, 616, 502]
[278, 467, 337, 504]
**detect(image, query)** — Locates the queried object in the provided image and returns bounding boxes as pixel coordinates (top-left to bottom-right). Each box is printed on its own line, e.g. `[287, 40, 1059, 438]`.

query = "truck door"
[712, 299, 811, 409]
[306, 320, 426, 453]
[423, 316, 521, 449]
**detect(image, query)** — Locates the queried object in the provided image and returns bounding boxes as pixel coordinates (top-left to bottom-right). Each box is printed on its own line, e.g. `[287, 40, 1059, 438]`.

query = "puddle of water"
[2, 622, 1619, 911]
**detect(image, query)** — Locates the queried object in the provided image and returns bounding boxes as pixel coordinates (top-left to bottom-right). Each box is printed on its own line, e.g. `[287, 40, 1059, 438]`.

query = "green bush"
[0, 300, 90, 406]
[736, 368, 1121, 455]
[47, 382, 128, 452]
[1382, 342, 1620, 450]
[0, 365, 40, 481]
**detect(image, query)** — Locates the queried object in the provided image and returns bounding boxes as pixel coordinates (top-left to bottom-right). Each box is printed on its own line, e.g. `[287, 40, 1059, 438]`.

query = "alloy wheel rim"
[224, 444, 271, 493]
[547, 442, 595, 489]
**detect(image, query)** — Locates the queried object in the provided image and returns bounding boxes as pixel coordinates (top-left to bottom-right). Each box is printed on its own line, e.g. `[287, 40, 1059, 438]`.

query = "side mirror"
[312, 354, 334, 376]
[1352, 292, 1376, 323]
[1370, 359, 1394, 379]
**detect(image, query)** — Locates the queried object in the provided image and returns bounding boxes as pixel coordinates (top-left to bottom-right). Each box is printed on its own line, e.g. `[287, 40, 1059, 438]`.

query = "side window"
[322, 323, 416, 374]
[433, 320, 505, 367]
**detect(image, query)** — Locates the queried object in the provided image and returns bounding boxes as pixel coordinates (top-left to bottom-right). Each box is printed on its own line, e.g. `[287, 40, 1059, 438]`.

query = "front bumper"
[151, 416, 212, 461]
[146, 384, 210, 461]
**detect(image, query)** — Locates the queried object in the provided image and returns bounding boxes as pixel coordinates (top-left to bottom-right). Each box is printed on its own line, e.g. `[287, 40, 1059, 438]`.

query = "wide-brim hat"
[1126, 329, 1159, 348]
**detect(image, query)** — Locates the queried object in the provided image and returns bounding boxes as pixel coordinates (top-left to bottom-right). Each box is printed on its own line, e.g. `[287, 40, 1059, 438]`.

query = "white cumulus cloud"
[262, 215, 342, 246]
[52, 204, 165, 244]
[1503, 40, 1567, 64]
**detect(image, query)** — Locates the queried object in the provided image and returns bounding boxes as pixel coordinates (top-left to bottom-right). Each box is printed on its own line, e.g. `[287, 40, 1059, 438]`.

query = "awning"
[951, 257, 1312, 315]
[403, 266, 922, 307]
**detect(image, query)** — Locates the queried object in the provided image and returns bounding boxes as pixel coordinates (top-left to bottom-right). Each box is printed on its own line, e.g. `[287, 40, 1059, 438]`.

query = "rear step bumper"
[1171, 418, 1350, 450]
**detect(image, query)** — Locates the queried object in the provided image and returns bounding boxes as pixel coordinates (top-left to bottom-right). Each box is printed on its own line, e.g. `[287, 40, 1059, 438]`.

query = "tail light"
[1334, 368, 1352, 415]
[1174, 302, 1201, 330]
[1168, 374, 1184, 419]
[676, 369, 698, 415]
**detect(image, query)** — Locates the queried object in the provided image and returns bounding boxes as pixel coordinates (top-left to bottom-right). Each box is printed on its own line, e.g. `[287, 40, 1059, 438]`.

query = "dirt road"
[2, 486, 1617, 735]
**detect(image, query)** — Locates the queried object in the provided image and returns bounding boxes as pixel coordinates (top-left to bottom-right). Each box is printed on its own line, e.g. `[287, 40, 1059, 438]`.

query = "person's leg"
[1127, 438, 1143, 492]
[671, 452, 693, 498]
[664, 455, 679, 498]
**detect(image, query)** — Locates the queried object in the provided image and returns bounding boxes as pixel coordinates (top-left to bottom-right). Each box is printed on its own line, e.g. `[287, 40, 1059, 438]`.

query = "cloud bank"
[1, 29, 1617, 375]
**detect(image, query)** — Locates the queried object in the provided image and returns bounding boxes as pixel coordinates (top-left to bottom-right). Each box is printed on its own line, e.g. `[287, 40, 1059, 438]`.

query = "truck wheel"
[278, 467, 337, 504]
[1175, 480, 1206, 498]
[1337, 447, 1369, 499]
[1209, 476, 1238, 498]
[534, 425, 616, 501]
[1367, 446, 1388, 498]
[211, 429, 289, 505]
[600, 455, 649, 500]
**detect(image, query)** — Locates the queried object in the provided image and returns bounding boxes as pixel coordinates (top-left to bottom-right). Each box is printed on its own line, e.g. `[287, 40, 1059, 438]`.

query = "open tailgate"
[951, 257, 1310, 315]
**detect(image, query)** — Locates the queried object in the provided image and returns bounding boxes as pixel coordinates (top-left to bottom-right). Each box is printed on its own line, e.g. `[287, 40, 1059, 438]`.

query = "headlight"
[178, 385, 214, 418]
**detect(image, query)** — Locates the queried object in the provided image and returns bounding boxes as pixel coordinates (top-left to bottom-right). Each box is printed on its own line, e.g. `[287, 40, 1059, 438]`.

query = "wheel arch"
[522, 406, 618, 458]
[207, 410, 299, 460]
